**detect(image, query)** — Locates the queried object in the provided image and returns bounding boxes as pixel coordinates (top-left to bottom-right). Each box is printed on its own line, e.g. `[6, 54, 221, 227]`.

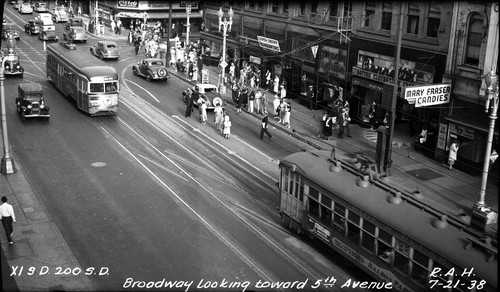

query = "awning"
[115, 11, 143, 18]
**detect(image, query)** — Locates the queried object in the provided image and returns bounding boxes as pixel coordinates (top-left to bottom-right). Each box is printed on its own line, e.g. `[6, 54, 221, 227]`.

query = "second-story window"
[364, 2, 376, 28]
[426, 3, 441, 38]
[465, 13, 484, 66]
[298, 3, 306, 17]
[381, 2, 393, 31]
[407, 4, 420, 35]
[310, 1, 319, 14]
[271, 1, 279, 13]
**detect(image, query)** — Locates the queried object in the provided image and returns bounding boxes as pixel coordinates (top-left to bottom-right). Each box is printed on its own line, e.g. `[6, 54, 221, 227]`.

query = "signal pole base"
[1, 157, 16, 175]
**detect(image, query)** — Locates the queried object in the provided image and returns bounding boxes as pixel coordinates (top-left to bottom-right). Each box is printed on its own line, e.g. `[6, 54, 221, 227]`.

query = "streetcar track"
[101, 87, 331, 286]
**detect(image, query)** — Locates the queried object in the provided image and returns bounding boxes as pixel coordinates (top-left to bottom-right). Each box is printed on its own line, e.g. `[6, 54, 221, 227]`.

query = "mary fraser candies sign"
[404, 84, 451, 107]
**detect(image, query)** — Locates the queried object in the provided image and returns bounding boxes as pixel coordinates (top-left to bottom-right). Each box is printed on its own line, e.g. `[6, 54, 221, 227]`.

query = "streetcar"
[279, 149, 497, 292]
[46, 43, 119, 115]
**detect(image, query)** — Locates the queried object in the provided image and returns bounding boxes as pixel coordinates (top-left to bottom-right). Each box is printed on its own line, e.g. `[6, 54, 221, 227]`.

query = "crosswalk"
[362, 129, 412, 149]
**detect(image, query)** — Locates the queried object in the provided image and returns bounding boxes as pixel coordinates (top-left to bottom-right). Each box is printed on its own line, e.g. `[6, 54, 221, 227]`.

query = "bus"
[278, 149, 497, 292]
[46, 43, 119, 115]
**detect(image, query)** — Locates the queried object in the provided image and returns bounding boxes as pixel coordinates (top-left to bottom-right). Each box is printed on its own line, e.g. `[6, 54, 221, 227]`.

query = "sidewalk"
[170, 64, 498, 216]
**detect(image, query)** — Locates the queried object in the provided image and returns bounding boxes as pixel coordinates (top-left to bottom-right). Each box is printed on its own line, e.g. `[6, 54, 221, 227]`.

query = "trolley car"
[46, 43, 119, 115]
[279, 150, 497, 292]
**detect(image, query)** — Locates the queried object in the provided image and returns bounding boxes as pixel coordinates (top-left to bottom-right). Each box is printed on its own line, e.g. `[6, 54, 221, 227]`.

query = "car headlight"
[40, 104, 45, 109]
[5, 66, 9, 69]
[27, 105, 32, 109]
[17, 65, 20, 69]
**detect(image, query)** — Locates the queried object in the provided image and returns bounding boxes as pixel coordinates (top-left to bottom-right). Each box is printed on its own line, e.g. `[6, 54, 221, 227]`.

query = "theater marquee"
[404, 84, 451, 107]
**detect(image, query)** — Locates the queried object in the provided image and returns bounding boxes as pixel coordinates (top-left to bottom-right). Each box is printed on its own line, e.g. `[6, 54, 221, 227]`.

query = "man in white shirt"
[0, 196, 16, 245]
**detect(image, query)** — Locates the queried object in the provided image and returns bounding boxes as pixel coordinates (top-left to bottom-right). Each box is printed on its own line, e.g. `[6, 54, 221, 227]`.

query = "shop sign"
[238, 36, 260, 47]
[249, 55, 261, 65]
[437, 123, 448, 150]
[352, 78, 384, 92]
[449, 123, 474, 140]
[118, 1, 138, 7]
[352, 67, 393, 83]
[404, 84, 451, 107]
[257, 36, 281, 53]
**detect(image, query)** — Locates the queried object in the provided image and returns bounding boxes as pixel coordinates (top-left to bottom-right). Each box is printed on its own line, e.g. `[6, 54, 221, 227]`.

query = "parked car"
[132, 58, 169, 82]
[90, 41, 120, 60]
[1, 52, 24, 77]
[24, 19, 43, 35]
[39, 25, 59, 41]
[2, 23, 21, 40]
[19, 2, 33, 14]
[64, 17, 84, 31]
[15, 83, 50, 122]
[51, 8, 69, 22]
[63, 26, 87, 43]
[33, 2, 48, 12]
[183, 84, 224, 110]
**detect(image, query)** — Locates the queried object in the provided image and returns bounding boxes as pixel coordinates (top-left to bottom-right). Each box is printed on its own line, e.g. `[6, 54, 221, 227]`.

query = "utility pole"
[167, 3, 172, 66]
[384, 3, 404, 173]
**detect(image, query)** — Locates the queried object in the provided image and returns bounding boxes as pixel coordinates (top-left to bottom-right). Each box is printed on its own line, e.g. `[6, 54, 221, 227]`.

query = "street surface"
[2, 5, 370, 291]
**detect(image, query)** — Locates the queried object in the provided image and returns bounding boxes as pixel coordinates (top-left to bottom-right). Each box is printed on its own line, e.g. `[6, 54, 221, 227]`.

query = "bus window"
[105, 82, 118, 93]
[90, 83, 105, 93]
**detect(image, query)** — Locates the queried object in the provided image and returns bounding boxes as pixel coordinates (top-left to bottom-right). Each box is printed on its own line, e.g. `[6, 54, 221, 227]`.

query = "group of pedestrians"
[319, 106, 352, 140]
[184, 89, 232, 139]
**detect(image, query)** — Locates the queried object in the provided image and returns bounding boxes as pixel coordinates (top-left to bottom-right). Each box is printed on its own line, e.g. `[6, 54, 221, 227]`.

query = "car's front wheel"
[132, 67, 138, 75]
[146, 74, 152, 82]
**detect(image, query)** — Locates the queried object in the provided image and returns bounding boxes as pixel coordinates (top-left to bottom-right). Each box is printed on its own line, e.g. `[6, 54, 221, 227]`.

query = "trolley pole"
[384, 3, 404, 174]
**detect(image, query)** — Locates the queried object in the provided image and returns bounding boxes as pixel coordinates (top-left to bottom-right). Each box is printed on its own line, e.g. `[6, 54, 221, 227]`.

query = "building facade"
[200, 1, 498, 176]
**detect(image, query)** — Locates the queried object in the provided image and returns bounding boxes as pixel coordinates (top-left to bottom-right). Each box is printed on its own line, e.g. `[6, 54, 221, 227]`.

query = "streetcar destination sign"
[404, 84, 451, 107]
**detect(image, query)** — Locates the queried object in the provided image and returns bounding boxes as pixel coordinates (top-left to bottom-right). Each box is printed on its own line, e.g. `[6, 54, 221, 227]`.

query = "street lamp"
[1, 35, 17, 174]
[217, 7, 233, 94]
[475, 67, 499, 208]
[185, 4, 192, 47]
[470, 67, 499, 232]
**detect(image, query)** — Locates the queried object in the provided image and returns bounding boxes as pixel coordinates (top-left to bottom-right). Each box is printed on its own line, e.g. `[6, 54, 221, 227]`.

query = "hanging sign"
[257, 36, 281, 53]
[311, 45, 319, 59]
[404, 84, 451, 107]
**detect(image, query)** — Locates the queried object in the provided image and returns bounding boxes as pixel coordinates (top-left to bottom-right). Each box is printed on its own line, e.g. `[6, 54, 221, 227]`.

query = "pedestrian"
[223, 113, 231, 139]
[273, 75, 280, 93]
[0, 196, 16, 245]
[199, 100, 207, 125]
[278, 98, 287, 124]
[280, 85, 287, 100]
[255, 89, 263, 115]
[448, 140, 460, 170]
[214, 103, 224, 131]
[344, 107, 352, 137]
[273, 95, 280, 119]
[369, 101, 377, 130]
[265, 69, 271, 91]
[233, 85, 242, 114]
[134, 37, 141, 55]
[110, 19, 116, 34]
[240, 87, 248, 113]
[262, 91, 268, 115]
[184, 88, 193, 118]
[77, 5, 82, 16]
[338, 108, 347, 139]
[283, 102, 291, 129]
[260, 115, 272, 140]
[248, 89, 255, 113]
[307, 85, 315, 110]
[116, 19, 122, 35]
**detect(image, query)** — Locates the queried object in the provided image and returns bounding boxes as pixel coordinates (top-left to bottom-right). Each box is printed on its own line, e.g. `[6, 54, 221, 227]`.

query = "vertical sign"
[437, 123, 448, 150]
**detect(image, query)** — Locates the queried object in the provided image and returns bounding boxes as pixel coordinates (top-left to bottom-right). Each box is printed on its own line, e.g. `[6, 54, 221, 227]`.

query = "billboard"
[404, 84, 451, 107]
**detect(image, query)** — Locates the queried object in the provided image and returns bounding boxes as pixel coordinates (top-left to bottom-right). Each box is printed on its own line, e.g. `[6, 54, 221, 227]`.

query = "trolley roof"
[47, 43, 118, 80]
[280, 150, 497, 288]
